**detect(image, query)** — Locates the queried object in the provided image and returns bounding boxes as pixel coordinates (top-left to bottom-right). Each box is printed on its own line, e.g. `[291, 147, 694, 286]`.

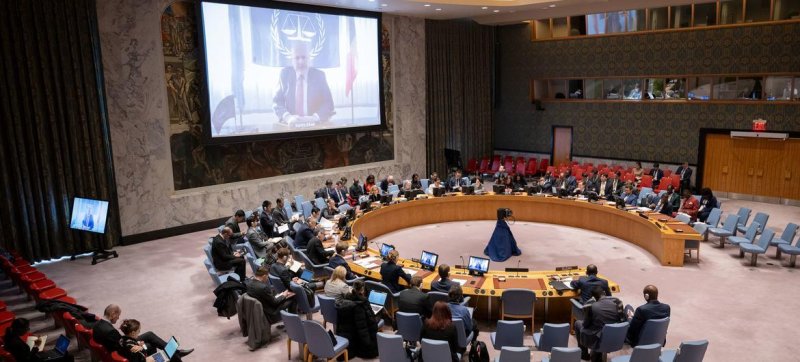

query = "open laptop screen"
[164, 337, 179, 358]
[300, 269, 315, 282]
[55, 335, 70, 354]
[368, 290, 387, 306]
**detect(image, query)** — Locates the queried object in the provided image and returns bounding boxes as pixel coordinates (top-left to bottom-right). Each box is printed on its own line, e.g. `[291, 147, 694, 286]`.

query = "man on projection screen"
[273, 42, 335, 128]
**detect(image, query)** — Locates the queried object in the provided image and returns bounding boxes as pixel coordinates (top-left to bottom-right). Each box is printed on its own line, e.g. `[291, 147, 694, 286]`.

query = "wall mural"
[161, 1, 394, 190]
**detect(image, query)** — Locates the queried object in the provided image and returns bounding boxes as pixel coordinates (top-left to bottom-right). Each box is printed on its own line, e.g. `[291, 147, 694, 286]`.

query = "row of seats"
[687, 207, 799, 267]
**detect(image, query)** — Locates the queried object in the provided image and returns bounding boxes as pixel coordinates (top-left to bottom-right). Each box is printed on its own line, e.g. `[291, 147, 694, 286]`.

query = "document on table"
[268, 237, 283, 244]
[277, 224, 289, 234]
[318, 217, 334, 229]
[452, 279, 468, 286]
[405, 269, 418, 277]
[354, 256, 381, 270]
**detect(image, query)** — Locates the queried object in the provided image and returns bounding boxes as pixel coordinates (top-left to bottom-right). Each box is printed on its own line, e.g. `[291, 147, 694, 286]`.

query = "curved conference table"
[336, 193, 700, 323]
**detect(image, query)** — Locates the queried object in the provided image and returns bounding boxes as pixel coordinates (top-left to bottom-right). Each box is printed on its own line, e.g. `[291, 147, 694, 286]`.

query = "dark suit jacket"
[272, 67, 334, 121]
[92, 319, 122, 352]
[306, 237, 333, 265]
[380, 261, 411, 293]
[421, 325, 460, 362]
[260, 209, 276, 238]
[226, 216, 243, 240]
[328, 255, 355, 279]
[294, 225, 315, 249]
[627, 300, 671, 346]
[3, 334, 39, 362]
[430, 277, 455, 293]
[676, 166, 692, 182]
[272, 207, 289, 225]
[580, 296, 626, 349]
[211, 235, 240, 271]
[269, 262, 295, 291]
[246, 278, 289, 323]
[396, 287, 431, 318]
[656, 201, 674, 216]
[650, 169, 664, 185]
[570, 275, 612, 303]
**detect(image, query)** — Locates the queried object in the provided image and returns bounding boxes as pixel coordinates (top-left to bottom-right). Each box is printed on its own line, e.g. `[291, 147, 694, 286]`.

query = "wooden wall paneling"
[756, 139, 787, 198]
[728, 137, 760, 195]
[702, 134, 733, 192]
[781, 139, 800, 200]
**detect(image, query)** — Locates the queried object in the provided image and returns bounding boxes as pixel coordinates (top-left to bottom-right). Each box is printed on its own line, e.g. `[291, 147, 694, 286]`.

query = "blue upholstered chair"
[301, 201, 313, 219]
[314, 197, 326, 211]
[733, 207, 752, 230]
[772, 223, 798, 258]
[428, 291, 470, 307]
[739, 229, 775, 266]
[290, 282, 321, 318]
[302, 320, 349, 362]
[778, 236, 800, 267]
[377, 332, 412, 362]
[500, 289, 536, 333]
[726, 221, 759, 248]
[294, 195, 305, 211]
[295, 250, 327, 279]
[494, 346, 530, 362]
[692, 208, 721, 241]
[317, 294, 337, 331]
[611, 343, 662, 362]
[533, 323, 570, 352]
[452, 318, 474, 350]
[541, 347, 582, 362]
[284, 204, 295, 219]
[268, 274, 286, 293]
[675, 213, 691, 224]
[570, 298, 586, 334]
[659, 340, 709, 362]
[707, 214, 739, 247]
[366, 281, 400, 316]
[203, 258, 239, 286]
[280, 310, 307, 360]
[594, 322, 630, 361]
[421, 178, 430, 190]
[737, 212, 769, 235]
[421, 338, 460, 361]
[490, 320, 525, 350]
[637, 317, 670, 347]
[387, 184, 400, 196]
[245, 254, 260, 276]
[396, 312, 423, 344]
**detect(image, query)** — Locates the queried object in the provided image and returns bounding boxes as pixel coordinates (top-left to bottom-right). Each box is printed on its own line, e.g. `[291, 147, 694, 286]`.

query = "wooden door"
[756, 139, 786, 198]
[552, 127, 572, 167]
[782, 139, 800, 200]
[703, 134, 733, 192]
[727, 137, 761, 195]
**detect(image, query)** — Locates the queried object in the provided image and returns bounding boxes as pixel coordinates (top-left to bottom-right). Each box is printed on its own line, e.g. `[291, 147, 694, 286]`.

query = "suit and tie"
[396, 287, 431, 318]
[627, 300, 671, 346]
[380, 261, 411, 293]
[260, 209, 276, 238]
[575, 296, 626, 361]
[676, 166, 692, 192]
[306, 237, 333, 265]
[272, 67, 334, 122]
[211, 234, 246, 281]
[245, 278, 294, 323]
[570, 275, 612, 304]
[650, 169, 664, 188]
[328, 254, 355, 279]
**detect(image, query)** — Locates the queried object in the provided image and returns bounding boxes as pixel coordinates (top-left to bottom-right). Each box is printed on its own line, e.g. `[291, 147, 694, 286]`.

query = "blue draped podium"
[483, 219, 521, 262]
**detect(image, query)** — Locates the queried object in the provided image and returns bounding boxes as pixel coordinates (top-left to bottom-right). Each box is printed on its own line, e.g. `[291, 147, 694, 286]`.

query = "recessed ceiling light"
[541, 7, 549, 9]
[435, 8, 442, 11]
[493, 9, 500, 13]
[368, 0, 375, 2]
[381, 3, 387, 6]
[424, 4, 430, 6]
[549, 4, 556, 7]
[482, 6, 488, 10]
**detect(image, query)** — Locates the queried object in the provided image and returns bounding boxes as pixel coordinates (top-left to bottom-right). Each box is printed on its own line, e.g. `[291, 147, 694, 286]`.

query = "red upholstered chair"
[640, 175, 653, 188]
[503, 155, 513, 164]
[57, 295, 77, 304]
[18, 271, 47, 292]
[75, 323, 93, 351]
[663, 169, 672, 177]
[8, 265, 37, 286]
[525, 158, 538, 176]
[111, 351, 129, 362]
[0, 300, 7, 312]
[0, 311, 15, 325]
[25, 279, 56, 300]
[465, 158, 478, 175]
[546, 166, 555, 175]
[515, 159, 526, 177]
[538, 159, 550, 175]
[35, 287, 66, 303]
[62, 312, 78, 338]
[478, 157, 490, 175]
[671, 175, 681, 189]
[89, 338, 111, 362]
[622, 173, 634, 183]
[503, 159, 514, 175]
[490, 157, 501, 173]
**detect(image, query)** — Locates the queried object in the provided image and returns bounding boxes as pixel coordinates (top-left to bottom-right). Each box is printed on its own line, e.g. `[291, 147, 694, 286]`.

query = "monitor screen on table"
[468, 256, 490, 273]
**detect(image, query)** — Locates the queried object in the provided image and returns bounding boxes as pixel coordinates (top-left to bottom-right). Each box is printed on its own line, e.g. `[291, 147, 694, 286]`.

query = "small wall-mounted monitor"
[468, 256, 490, 276]
[69, 197, 109, 234]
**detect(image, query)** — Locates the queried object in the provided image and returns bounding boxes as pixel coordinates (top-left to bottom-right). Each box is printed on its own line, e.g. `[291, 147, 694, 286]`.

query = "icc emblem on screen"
[271, 10, 327, 60]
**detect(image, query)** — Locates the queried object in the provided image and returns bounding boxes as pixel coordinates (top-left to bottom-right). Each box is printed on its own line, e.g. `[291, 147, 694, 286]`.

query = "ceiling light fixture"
[435, 8, 442, 11]
[424, 4, 430, 6]
[493, 9, 500, 13]
[549, 4, 556, 7]
[381, 3, 388, 6]
[481, 6, 488, 10]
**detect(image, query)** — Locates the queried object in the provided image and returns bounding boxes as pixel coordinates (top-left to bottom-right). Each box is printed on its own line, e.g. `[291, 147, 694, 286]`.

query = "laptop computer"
[299, 269, 315, 283]
[38, 335, 70, 361]
[368, 290, 388, 314]
[152, 336, 179, 362]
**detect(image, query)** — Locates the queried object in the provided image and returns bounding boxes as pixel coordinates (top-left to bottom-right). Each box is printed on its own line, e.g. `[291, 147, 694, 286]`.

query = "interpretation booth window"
[688, 77, 714, 100]
[569, 15, 586, 35]
[719, 0, 745, 24]
[649, 7, 669, 30]
[746, 0, 773, 22]
[552, 17, 569, 38]
[694, 2, 718, 26]
[584, 79, 603, 99]
[670, 5, 693, 28]
[774, 0, 800, 20]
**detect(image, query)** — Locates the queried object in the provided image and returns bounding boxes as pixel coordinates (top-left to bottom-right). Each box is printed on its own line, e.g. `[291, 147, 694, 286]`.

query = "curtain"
[0, 0, 120, 261]
[426, 19, 495, 177]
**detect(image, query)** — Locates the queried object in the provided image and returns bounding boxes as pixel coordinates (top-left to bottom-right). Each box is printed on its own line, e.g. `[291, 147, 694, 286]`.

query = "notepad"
[405, 269, 418, 277]
[277, 224, 289, 234]
[268, 237, 283, 244]
[288, 260, 302, 273]
[452, 279, 468, 286]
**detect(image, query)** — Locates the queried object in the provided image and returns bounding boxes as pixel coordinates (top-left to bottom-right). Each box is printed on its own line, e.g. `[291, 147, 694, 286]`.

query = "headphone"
[644, 293, 650, 301]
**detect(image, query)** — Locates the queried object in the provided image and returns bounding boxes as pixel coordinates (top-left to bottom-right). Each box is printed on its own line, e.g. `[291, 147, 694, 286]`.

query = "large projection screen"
[198, 1, 384, 143]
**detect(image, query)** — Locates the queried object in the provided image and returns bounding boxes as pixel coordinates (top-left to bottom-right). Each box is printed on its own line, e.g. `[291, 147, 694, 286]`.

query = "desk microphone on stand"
[459, 256, 466, 274]
[516, 259, 521, 278]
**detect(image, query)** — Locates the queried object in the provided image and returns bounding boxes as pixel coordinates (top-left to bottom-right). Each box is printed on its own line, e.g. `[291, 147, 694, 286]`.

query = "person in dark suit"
[269, 248, 322, 291]
[396, 276, 431, 318]
[293, 217, 317, 249]
[306, 228, 334, 265]
[570, 264, 612, 304]
[697, 188, 718, 222]
[609, 172, 623, 197]
[447, 170, 466, 192]
[260, 200, 277, 238]
[676, 162, 692, 193]
[652, 193, 674, 216]
[594, 174, 610, 198]
[650, 163, 664, 189]
[622, 186, 638, 206]
[421, 301, 460, 362]
[626, 285, 671, 347]
[272, 198, 290, 228]
[328, 241, 355, 279]
[411, 174, 422, 190]
[211, 227, 246, 281]
[92, 305, 192, 358]
[246, 213, 272, 259]
[246, 267, 296, 323]
[379, 175, 396, 193]
[225, 209, 246, 244]
[585, 170, 600, 191]
[666, 185, 681, 212]
[431, 264, 455, 293]
[575, 287, 626, 362]
[380, 249, 411, 293]
[321, 198, 339, 220]
[118, 319, 189, 362]
[272, 43, 334, 125]
[3, 318, 51, 362]
[349, 179, 365, 202]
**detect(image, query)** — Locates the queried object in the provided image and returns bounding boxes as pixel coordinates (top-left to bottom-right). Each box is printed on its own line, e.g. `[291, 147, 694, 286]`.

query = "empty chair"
[421, 178, 430, 190]
[593, 322, 630, 362]
[725, 222, 759, 248]
[739, 229, 775, 266]
[692, 208, 722, 240]
[452, 318, 474, 350]
[314, 197, 326, 211]
[737, 212, 769, 235]
[611, 343, 662, 362]
[495, 346, 531, 362]
[778, 236, 800, 267]
[396, 312, 423, 344]
[733, 207, 752, 229]
[707, 214, 739, 247]
[294, 195, 305, 211]
[490, 320, 525, 350]
[675, 214, 691, 224]
[659, 340, 709, 362]
[533, 323, 570, 352]
[771, 223, 799, 258]
[428, 291, 470, 307]
[301, 201, 313, 219]
[500, 289, 536, 333]
[377, 332, 412, 362]
[284, 204, 295, 219]
[541, 347, 582, 362]
[388, 184, 400, 195]
[290, 282, 321, 318]
[318, 294, 337, 331]
[280, 310, 307, 360]
[637, 317, 670, 347]
[421, 338, 459, 361]
[303, 319, 350, 362]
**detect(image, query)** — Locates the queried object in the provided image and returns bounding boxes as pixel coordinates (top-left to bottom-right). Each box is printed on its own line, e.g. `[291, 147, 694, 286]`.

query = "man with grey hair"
[273, 42, 334, 126]
[211, 226, 246, 281]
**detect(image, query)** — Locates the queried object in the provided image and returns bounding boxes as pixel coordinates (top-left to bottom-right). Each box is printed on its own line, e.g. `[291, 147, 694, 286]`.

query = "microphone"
[459, 256, 466, 273]
[516, 259, 521, 278]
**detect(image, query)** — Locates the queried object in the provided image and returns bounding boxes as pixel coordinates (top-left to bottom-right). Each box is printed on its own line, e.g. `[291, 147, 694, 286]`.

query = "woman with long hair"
[421, 301, 459, 362]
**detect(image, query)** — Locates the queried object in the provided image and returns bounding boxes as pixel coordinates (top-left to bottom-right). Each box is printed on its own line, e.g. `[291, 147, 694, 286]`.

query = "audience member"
[336, 280, 380, 359]
[570, 264, 611, 304]
[321, 198, 339, 220]
[421, 301, 460, 362]
[211, 227, 246, 281]
[676, 162, 692, 193]
[246, 213, 271, 259]
[246, 266, 295, 323]
[575, 287, 626, 362]
[697, 188, 718, 222]
[626, 285, 671, 347]
[272, 198, 290, 227]
[93, 305, 191, 358]
[225, 209, 246, 243]
[3, 318, 57, 362]
[328, 241, 356, 279]
[118, 319, 185, 362]
[293, 217, 317, 249]
[269, 248, 322, 291]
[380, 249, 411, 293]
[411, 173, 422, 190]
[324, 266, 352, 302]
[431, 264, 455, 293]
[379, 175, 395, 193]
[259, 200, 277, 237]
[447, 285, 477, 339]
[396, 276, 431, 318]
[306, 228, 334, 265]
[632, 161, 644, 181]
[650, 163, 664, 189]
[678, 190, 700, 221]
